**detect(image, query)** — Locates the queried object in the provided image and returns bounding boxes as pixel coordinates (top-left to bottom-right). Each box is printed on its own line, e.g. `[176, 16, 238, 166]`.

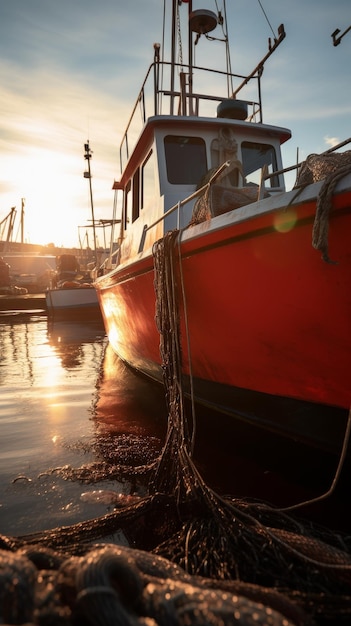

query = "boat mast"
[83, 141, 97, 266]
[20, 198, 25, 244]
[187, 0, 193, 114]
[170, 0, 178, 115]
[168, 1, 222, 116]
[0, 206, 16, 253]
[170, 0, 194, 115]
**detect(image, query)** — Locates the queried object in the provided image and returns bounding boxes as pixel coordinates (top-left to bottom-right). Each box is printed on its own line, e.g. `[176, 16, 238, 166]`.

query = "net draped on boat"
[294, 149, 351, 263]
[1, 231, 351, 624]
[189, 149, 351, 267]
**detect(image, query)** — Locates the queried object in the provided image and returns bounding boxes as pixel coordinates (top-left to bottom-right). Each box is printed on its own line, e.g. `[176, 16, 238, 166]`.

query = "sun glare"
[6, 147, 86, 247]
[2, 140, 115, 249]
[41, 352, 63, 394]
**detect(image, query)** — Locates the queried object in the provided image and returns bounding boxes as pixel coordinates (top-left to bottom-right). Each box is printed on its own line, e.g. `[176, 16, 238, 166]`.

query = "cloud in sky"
[324, 135, 341, 148]
[0, 0, 350, 247]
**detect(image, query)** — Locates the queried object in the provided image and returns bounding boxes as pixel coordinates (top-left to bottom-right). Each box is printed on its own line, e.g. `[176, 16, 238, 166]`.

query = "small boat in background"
[1, 253, 56, 293]
[46, 253, 101, 318]
[95, 0, 351, 457]
[45, 143, 102, 319]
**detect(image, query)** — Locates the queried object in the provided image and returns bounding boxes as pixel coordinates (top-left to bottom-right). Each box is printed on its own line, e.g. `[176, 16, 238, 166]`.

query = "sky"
[0, 0, 350, 249]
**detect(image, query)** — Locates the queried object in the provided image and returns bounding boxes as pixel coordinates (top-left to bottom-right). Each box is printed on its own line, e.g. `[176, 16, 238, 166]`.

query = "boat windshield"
[242, 142, 279, 188]
[164, 135, 208, 184]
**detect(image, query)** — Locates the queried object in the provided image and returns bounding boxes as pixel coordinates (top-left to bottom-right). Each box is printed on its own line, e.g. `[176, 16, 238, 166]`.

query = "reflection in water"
[0, 316, 168, 536]
[0, 317, 109, 534]
[48, 321, 168, 475]
[47, 318, 106, 370]
[0, 315, 44, 387]
[94, 342, 167, 438]
[91, 343, 167, 485]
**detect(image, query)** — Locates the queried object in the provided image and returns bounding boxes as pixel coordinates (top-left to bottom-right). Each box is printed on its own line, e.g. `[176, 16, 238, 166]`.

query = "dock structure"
[0, 293, 47, 312]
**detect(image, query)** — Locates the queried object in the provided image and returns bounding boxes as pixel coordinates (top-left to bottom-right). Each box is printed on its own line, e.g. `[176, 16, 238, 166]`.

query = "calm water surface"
[0, 312, 167, 537]
[0, 312, 349, 539]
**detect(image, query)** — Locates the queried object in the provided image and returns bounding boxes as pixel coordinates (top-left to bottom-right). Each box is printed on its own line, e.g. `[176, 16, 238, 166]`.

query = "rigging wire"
[194, 0, 233, 96]
[221, 0, 233, 95]
[257, 0, 277, 39]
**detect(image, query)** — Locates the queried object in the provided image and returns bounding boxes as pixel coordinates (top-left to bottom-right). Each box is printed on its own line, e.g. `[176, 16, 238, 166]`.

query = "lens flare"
[273, 208, 297, 233]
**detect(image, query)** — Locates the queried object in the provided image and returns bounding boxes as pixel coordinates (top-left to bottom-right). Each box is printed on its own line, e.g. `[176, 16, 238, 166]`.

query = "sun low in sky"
[0, 0, 350, 248]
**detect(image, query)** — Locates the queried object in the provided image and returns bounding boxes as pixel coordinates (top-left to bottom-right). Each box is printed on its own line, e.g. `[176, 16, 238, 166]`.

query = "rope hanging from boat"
[294, 149, 351, 263]
[150, 230, 196, 500]
[150, 232, 351, 591]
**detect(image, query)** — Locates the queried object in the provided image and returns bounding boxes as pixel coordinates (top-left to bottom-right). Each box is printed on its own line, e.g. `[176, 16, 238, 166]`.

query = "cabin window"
[241, 142, 279, 188]
[141, 150, 154, 211]
[132, 170, 140, 223]
[164, 135, 207, 184]
[124, 181, 131, 229]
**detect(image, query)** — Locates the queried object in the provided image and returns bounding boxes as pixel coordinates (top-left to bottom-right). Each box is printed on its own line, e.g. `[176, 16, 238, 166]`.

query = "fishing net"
[191, 148, 351, 266]
[294, 149, 351, 263]
[189, 160, 258, 226]
[1, 231, 351, 625]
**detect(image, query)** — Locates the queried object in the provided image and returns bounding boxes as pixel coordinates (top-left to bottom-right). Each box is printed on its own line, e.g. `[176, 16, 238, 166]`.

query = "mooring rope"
[280, 408, 351, 513]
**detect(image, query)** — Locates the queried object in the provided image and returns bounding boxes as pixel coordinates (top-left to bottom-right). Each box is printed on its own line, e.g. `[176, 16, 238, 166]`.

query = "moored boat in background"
[94, 0, 351, 457]
[2, 253, 56, 293]
[46, 253, 101, 318]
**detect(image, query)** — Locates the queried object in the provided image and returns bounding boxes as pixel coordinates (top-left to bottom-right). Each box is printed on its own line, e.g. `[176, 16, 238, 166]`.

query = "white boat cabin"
[113, 116, 291, 266]
[109, 11, 291, 267]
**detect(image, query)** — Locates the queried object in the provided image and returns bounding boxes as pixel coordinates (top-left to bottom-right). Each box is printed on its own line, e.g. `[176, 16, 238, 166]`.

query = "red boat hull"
[97, 189, 351, 452]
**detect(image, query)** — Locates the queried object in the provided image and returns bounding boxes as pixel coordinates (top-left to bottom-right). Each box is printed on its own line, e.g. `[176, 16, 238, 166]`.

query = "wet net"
[294, 149, 351, 263]
[1, 231, 351, 625]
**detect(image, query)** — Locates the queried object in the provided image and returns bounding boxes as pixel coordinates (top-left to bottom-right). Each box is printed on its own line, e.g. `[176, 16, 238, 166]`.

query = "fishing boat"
[45, 253, 101, 318]
[95, 0, 351, 456]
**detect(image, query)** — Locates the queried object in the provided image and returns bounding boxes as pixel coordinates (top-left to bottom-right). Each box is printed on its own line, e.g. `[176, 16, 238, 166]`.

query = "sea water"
[0, 311, 349, 539]
[0, 312, 166, 537]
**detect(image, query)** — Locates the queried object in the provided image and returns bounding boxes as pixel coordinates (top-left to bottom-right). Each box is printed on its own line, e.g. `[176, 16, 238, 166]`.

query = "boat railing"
[139, 161, 233, 243]
[260, 136, 351, 190]
[118, 23, 287, 174]
[119, 59, 262, 173]
[141, 132, 351, 245]
[98, 245, 121, 275]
